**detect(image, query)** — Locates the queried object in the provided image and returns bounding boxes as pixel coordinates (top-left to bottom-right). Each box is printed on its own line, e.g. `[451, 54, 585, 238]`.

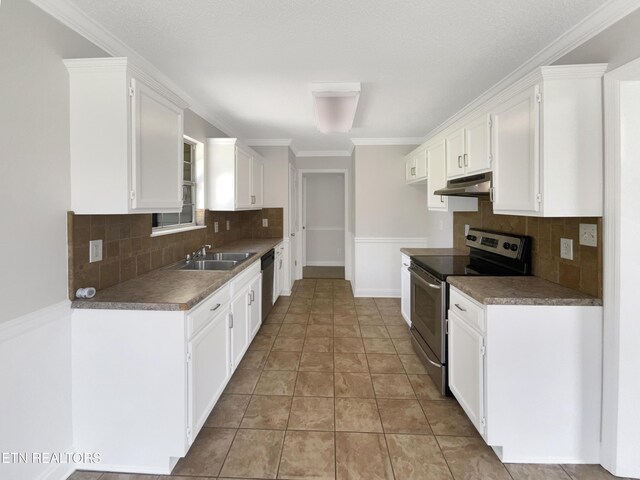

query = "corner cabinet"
[72, 261, 262, 474]
[492, 65, 607, 216]
[65, 57, 188, 214]
[447, 286, 603, 463]
[405, 148, 427, 184]
[206, 138, 264, 210]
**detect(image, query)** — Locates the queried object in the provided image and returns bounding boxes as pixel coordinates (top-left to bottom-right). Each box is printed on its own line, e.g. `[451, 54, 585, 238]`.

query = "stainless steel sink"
[173, 251, 256, 271]
[180, 259, 238, 271]
[205, 252, 256, 262]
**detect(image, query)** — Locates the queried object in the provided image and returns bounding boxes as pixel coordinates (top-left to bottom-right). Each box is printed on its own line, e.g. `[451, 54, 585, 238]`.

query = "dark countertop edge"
[447, 276, 603, 307]
[71, 237, 283, 312]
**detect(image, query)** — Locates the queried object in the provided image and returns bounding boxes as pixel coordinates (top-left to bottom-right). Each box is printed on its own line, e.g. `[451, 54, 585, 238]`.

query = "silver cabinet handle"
[458, 155, 462, 168]
[402, 263, 409, 267]
[251, 290, 255, 302]
[454, 303, 466, 312]
[489, 187, 495, 202]
[210, 303, 221, 312]
[464, 153, 468, 167]
[440, 196, 445, 203]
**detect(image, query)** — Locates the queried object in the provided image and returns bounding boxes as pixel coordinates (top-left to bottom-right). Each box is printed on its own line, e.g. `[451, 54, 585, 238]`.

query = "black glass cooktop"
[411, 255, 475, 280]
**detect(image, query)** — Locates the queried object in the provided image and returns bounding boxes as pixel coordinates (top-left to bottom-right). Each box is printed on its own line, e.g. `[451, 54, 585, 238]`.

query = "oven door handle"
[419, 340, 443, 369]
[408, 268, 442, 290]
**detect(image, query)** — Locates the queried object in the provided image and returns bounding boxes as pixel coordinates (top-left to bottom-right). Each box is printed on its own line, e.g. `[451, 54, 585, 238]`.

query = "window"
[152, 140, 196, 231]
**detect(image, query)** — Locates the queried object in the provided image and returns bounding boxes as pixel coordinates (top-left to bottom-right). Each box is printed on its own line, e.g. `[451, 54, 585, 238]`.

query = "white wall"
[304, 173, 345, 266]
[0, 1, 105, 478]
[352, 145, 453, 297]
[0, 2, 228, 479]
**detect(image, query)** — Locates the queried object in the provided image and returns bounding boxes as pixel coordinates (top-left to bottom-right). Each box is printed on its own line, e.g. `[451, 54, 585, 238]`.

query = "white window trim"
[150, 224, 207, 238]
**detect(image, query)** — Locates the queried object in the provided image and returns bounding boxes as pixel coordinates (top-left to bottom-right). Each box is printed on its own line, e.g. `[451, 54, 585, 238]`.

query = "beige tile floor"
[69, 279, 630, 480]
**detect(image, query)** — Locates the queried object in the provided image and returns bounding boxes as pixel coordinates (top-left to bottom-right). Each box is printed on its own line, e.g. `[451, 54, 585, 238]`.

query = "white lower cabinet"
[447, 286, 603, 463]
[400, 254, 411, 326]
[448, 309, 485, 434]
[187, 304, 231, 443]
[72, 260, 262, 474]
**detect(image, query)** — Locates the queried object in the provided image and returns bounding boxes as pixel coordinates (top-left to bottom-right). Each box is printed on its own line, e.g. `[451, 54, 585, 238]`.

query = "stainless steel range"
[409, 228, 532, 395]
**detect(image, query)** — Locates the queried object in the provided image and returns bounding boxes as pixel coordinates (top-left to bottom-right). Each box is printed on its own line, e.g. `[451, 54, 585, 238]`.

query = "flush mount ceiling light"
[310, 82, 361, 134]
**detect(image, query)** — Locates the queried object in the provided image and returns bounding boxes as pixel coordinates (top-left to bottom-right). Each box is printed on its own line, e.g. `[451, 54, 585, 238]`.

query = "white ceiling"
[67, 0, 607, 152]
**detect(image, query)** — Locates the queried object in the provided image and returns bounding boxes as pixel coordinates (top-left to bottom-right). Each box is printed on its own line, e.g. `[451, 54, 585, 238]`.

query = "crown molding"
[30, 0, 240, 138]
[245, 139, 293, 147]
[351, 137, 424, 146]
[296, 149, 353, 158]
[422, 0, 640, 141]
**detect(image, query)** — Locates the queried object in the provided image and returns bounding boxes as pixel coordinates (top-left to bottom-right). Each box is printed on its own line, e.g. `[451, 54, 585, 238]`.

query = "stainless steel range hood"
[434, 171, 492, 198]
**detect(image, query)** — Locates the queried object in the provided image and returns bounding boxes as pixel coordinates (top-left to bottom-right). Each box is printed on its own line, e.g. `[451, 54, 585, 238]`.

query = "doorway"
[299, 171, 348, 279]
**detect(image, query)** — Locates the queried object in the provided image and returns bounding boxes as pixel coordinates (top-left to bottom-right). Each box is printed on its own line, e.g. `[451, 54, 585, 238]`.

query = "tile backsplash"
[68, 208, 283, 298]
[454, 201, 602, 298]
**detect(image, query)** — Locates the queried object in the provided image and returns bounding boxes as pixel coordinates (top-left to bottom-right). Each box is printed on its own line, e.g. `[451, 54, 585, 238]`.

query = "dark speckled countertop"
[71, 238, 283, 311]
[448, 276, 602, 307]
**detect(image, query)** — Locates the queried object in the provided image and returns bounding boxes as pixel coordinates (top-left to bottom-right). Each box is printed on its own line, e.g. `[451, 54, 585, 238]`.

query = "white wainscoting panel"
[354, 237, 428, 297]
[0, 301, 76, 480]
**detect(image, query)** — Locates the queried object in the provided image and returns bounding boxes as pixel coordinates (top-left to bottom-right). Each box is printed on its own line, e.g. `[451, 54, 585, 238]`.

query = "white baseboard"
[305, 261, 345, 267]
[354, 288, 401, 298]
[37, 460, 76, 480]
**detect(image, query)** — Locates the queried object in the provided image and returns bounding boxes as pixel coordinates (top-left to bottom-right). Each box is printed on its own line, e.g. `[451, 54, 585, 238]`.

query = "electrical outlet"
[465, 224, 470, 236]
[226, 220, 230, 231]
[560, 238, 573, 260]
[214, 222, 219, 233]
[262, 218, 269, 227]
[89, 239, 103, 263]
[579, 224, 598, 247]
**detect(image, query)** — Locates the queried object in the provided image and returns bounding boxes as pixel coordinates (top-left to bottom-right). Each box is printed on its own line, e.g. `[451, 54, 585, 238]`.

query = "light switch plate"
[226, 220, 230, 231]
[214, 222, 219, 233]
[560, 238, 573, 260]
[89, 239, 103, 263]
[262, 218, 268, 227]
[464, 224, 470, 236]
[579, 224, 598, 247]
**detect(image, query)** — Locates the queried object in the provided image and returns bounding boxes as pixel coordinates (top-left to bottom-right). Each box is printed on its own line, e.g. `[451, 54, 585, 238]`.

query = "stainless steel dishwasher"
[261, 249, 275, 321]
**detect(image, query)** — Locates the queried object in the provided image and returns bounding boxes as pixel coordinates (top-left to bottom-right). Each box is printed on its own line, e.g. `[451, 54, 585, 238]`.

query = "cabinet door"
[187, 306, 231, 444]
[400, 258, 411, 326]
[235, 147, 253, 209]
[277, 255, 284, 300]
[251, 156, 264, 208]
[130, 78, 184, 212]
[492, 86, 541, 214]
[415, 150, 427, 179]
[448, 311, 485, 435]
[427, 140, 448, 210]
[446, 129, 466, 179]
[465, 114, 491, 174]
[249, 274, 262, 340]
[230, 287, 251, 368]
[405, 156, 417, 182]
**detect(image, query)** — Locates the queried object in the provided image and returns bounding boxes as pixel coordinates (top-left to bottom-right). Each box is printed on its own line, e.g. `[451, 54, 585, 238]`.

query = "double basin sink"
[176, 252, 256, 271]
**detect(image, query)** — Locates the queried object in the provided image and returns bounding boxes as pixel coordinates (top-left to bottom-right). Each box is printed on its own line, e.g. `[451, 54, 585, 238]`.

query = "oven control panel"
[465, 228, 525, 259]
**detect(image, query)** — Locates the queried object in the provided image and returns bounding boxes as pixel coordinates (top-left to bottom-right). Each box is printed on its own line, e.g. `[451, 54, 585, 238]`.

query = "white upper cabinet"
[404, 148, 427, 184]
[65, 57, 188, 214]
[446, 115, 491, 179]
[427, 139, 478, 212]
[206, 138, 264, 211]
[492, 86, 540, 214]
[491, 65, 607, 217]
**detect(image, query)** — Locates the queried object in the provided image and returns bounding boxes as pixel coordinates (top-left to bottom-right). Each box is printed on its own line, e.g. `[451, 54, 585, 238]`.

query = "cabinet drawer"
[187, 285, 230, 339]
[449, 288, 485, 333]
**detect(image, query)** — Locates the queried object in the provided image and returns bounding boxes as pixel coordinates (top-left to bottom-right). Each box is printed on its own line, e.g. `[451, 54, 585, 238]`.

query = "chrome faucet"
[192, 244, 212, 259]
